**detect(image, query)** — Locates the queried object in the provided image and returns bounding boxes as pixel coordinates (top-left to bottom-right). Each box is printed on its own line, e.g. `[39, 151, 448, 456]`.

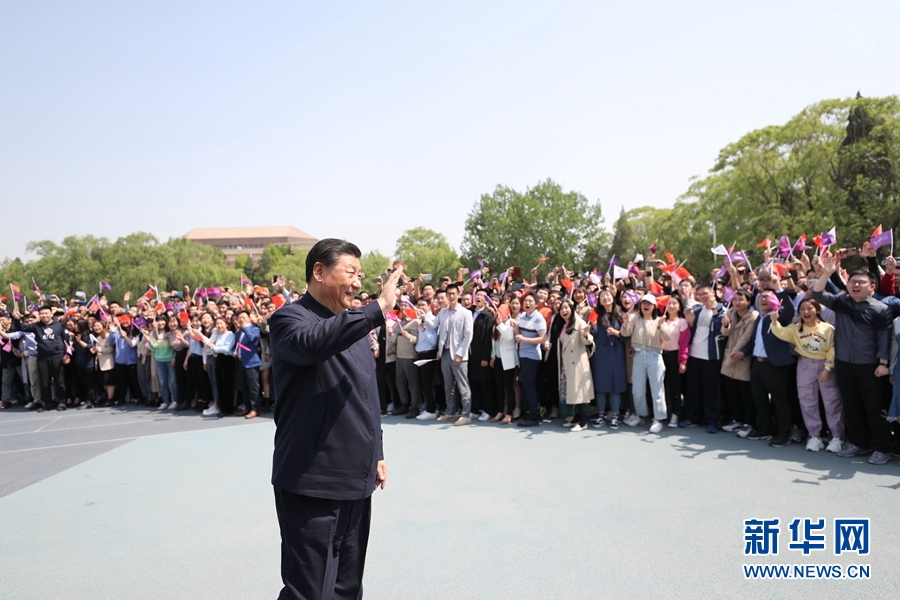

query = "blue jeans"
[596, 392, 622, 414]
[519, 357, 541, 422]
[631, 349, 667, 420]
[156, 360, 178, 406]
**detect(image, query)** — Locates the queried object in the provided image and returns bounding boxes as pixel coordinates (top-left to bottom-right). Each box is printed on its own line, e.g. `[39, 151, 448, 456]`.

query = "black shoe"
[405, 409, 418, 419]
[769, 435, 790, 447]
[517, 420, 540, 427]
[175, 403, 188, 411]
[746, 429, 772, 441]
[390, 408, 406, 416]
[57, 402, 67, 411]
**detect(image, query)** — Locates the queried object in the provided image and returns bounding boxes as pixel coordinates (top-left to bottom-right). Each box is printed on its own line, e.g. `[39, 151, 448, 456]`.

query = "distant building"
[183, 226, 318, 266]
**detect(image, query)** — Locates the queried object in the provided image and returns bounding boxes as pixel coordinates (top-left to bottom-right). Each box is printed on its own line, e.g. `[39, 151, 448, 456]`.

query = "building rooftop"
[184, 226, 317, 241]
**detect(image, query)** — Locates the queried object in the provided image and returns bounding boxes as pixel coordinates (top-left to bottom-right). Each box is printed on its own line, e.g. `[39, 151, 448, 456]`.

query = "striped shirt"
[621, 316, 671, 353]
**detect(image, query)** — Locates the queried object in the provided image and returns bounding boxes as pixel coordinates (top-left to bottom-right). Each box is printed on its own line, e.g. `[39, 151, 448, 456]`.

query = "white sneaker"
[158, 403, 168, 410]
[590, 417, 605, 428]
[570, 423, 588, 432]
[386, 402, 395, 413]
[649, 420, 663, 434]
[721, 420, 742, 433]
[549, 406, 559, 419]
[825, 438, 843, 453]
[806, 437, 825, 452]
[416, 411, 438, 420]
[624, 414, 643, 427]
[477, 411, 491, 422]
[202, 405, 220, 417]
[668, 414, 679, 428]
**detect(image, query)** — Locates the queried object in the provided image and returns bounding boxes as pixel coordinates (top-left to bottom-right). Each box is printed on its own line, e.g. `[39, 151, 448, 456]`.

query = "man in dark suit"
[468, 289, 495, 421]
[268, 238, 403, 600]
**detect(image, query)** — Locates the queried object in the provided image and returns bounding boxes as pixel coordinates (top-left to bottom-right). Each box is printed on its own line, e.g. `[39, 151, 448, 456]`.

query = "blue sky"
[2, 0, 898, 261]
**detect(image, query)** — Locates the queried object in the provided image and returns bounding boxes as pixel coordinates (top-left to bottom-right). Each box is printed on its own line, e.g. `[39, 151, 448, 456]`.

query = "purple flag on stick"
[99, 281, 112, 291]
[723, 287, 736, 303]
[133, 317, 147, 329]
[586, 293, 597, 308]
[714, 265, 728, 280]
[871, 230, 894, 251]
[498, 272, 507, 282]
[206, 287, 222, 297]
[820, 227, 836, 248]
[469, 269, 482, 280]
[776, 236, 792, 259]
[766, 295, 782, 312]
[729, 251, 748, 264]
[609, 255, 617, 268]
[792, 236, 811, 253]
[623, 290, 642, 306]
[477, 259, 485, 269]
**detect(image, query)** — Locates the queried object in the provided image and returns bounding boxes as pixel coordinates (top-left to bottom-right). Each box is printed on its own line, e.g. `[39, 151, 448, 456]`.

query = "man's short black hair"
[39, 305, 53, 313]
[445, 283, 460, 294]
[305, 238, 361, 283]
[849, 269, 877, 286]
[235, 310, 250, 319]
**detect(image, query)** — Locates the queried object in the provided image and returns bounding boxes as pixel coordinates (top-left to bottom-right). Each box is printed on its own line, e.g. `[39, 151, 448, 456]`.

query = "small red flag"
[271, 294, 285, 309]
[588, 311, 598, 325]
[560, 279, 573, 292]
[178, 311, 189, 325]
[872, 224, 883, 238]
[9, 284, 20, 293]
[648, 281, 664, 296]
[656, 295, 670, 312]
[756, 238, 770, 248]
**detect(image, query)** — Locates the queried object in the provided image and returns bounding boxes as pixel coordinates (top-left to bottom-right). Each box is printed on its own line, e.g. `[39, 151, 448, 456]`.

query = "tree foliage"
[1, 233, 240, 304]
[394, 227, 461, 281]
[461, 179, 609, 273]
[625, 95, 900, 276]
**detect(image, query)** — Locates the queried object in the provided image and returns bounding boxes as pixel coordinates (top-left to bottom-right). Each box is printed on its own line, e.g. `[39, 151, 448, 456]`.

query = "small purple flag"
[776, 236, 792, 259]
[820, 227, 836, 248]
[469, 269, 482, 281]
[477, 259, 485, 269]
[713, 265, 728, 280]
[240, 276, 251, 287]
[871, 229, 894, 251]
[766, 295, 782, 312]
[499, 272, 508, 283]
[133, 317, 148, 329]
[623, 290, 641, 306]
[723, 286, 735, 303]
[608, 255, 617, 268]
[792, 235, 811, 253]
[99, 281, 112, 291]
[205, 287, 222, 297]
[586, 293, 597, 308]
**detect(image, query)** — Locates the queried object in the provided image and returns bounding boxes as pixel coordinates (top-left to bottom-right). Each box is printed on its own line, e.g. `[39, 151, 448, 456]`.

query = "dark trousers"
[468, 361, 494, 416]
[76, 367, 96, 402]
[240, 365, 260, 411]
[114, 363, 142, 403]
[662, 350, 683, 417]
[188, 354, 211, 402]
[274, 487, 371, 600]
[750, 359, 792, 438]
[215, 356, 235, 415]
[684, 357, 721, 425]
[416, 350, 437, 413]
[520, 357, 541, 422]
[537, 353, 558, 411]
[722, 375, 754, 427]
[37, 355, 65, 406]
[175, 348, 192, 405]
[493, 359, 516, 414]
[834, 360, 894, 453]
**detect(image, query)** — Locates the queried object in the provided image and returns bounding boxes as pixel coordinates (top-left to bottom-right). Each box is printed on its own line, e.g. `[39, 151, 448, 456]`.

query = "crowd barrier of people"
[3, 238, 900, 467]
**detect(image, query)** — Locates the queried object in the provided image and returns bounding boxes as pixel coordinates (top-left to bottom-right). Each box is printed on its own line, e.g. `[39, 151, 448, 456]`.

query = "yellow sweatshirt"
[770, 319, 835, 370]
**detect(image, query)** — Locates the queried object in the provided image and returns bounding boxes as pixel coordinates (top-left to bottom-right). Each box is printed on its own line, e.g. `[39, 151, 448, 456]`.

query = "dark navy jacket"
[269, 293, 385, 500]
[741, 290, 796, 367]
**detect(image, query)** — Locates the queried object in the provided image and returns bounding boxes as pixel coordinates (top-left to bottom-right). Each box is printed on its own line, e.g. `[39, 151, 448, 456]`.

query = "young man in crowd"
[1, 306, 67, 411]
[468, 289, 495, 422]
[680, 282, 726, 432]
[235, 310, 261, 419]
[436, 283, 474, 426]
[813, 252, 894, 464]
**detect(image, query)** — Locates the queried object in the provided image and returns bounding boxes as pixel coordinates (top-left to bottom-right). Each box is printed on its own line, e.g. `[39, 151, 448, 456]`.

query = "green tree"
[359, 250, 392, 295]
[461, 178, 608, 274]
[394, 228, 461, 281]
[607, 207, 636, 266]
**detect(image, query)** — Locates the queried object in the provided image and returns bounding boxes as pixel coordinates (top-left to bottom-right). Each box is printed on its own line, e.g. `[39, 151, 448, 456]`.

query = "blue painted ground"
[1, 410, 898, 599]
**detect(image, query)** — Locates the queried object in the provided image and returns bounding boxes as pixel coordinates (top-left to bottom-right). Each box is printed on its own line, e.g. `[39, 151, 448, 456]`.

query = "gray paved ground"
[1, 411, 898, 599]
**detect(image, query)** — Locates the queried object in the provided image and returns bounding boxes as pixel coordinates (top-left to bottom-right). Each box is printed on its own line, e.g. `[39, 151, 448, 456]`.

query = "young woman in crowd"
[492, 299, 519, 424]
[719, 289, 758, 435]
[556, 300, 594, 431]
[589, 288, 627, 429]
[209, 315, 236, 416]
[147, 315, 178, 410]
[93, 320, 116, 407]
[661, 296, 690, 427]
[71, 319, 97, 409]
[167, 314, 190, 410]
[620, 294, 670, 433]
[770, 298, 844, 452]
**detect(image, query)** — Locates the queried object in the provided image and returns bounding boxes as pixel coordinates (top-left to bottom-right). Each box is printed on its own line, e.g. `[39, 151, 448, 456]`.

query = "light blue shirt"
[6, 331, 37, 356]
[213, 330, 235, 355]
[753, 315, 768, 359]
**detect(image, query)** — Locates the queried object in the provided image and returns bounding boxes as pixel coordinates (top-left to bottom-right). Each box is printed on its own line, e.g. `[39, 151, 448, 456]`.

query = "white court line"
[0, 418, 157, 438]
[0, 419, 271, 454]
[0, 436, 138, 454]
[33, 416, 62, 433]
[0, 408, 127, 424]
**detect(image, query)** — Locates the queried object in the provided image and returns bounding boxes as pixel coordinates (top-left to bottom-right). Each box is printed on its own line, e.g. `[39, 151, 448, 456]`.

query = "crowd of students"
[3, 240, 900, 467]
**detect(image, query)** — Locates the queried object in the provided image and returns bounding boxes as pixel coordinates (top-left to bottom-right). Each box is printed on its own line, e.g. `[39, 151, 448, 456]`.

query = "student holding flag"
[234, 310, 261, 419]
